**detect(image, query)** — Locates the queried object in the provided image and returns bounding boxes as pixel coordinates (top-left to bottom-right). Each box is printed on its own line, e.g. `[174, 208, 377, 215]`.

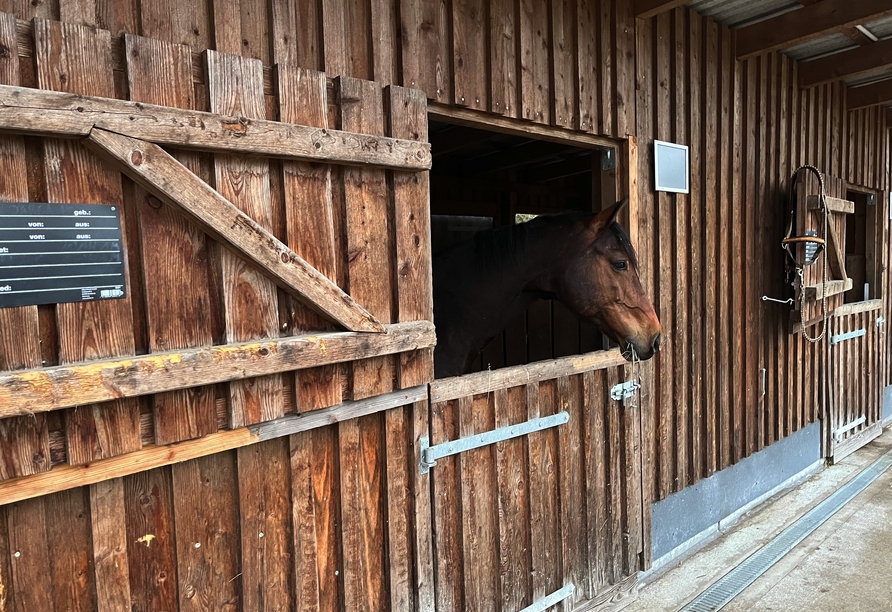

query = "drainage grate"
[681, 448, 892, 612]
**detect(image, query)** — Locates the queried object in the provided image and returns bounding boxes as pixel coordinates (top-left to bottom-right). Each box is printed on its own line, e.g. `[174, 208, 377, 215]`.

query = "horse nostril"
[652, 334, 662, 353]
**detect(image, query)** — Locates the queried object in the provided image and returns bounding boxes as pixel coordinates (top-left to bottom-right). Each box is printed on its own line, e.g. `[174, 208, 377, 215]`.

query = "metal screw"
[194, 542, 201, 549]
[14, 551, 20, 558]
[259, 532, 264, 538]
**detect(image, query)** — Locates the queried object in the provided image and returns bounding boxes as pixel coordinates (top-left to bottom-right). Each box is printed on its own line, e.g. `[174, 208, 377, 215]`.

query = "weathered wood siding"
[636, 6, 891, 527]
[0, 402, 434, 612]
[0, 15, 434, 476]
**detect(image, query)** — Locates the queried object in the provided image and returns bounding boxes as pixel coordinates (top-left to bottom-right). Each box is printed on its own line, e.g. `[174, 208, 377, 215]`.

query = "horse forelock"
[606, 222, 639, 271]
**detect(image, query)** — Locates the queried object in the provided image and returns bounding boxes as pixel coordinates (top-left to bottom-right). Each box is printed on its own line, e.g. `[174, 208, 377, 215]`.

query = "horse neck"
[483, 222, 565, 313]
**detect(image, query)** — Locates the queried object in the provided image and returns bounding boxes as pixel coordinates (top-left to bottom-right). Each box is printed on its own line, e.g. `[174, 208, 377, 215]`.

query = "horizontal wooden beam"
[799, 38, 892, 87]
[804, 278, 853, 301]
[736, 0, 892, 59]
[635, 0, 688, 19]
[429, 102, 618, 149]
[429, 348, 626, 403]
[0, 386, 427, 506]
[0, 84, 431, 170]
[807, 194, 855, 213]
[833, 299, 882, 317]
[848, 79, 892, 109]
[0, 321, 435, 417]
[85, 128, 383, 333]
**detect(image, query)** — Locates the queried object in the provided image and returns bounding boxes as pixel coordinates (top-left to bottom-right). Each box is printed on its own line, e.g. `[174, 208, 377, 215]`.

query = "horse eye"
[612, 261, 628, 271]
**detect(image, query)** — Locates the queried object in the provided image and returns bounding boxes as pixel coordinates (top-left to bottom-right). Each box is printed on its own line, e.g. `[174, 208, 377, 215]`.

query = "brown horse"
[432, 198, 662, 378]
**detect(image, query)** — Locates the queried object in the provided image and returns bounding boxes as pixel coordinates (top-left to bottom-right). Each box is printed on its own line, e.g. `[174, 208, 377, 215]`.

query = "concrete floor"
[628, 427, 892, 612]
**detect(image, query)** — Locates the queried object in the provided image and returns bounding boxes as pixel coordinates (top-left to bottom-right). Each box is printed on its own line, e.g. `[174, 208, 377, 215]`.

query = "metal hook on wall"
[761, 295, 794, 305]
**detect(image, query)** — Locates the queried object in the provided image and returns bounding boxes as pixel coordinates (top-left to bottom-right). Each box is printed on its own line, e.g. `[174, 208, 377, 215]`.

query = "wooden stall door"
[825, 305, 884, 462]
[427, 352, 643, 612]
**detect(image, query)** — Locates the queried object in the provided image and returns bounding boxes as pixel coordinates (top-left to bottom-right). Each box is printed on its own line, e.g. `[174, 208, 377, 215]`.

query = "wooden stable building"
[0, 0, 889, 610]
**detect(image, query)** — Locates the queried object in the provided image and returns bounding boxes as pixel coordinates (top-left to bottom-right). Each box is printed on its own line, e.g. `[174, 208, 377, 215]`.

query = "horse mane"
[435, 210, 638, 273]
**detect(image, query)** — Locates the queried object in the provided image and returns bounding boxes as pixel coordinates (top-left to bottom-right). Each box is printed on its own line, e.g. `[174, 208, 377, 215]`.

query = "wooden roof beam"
[635, 0, 688, 19]
[800, 38, 892, 87]
[847, 79, 892, 110]
[736, 0, 892, 59]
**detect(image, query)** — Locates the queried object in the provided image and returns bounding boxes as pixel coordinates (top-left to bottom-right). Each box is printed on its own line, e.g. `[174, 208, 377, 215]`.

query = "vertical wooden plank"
[717, 24, 732, 468]
[703, 18, 717, 475]
[431, 398, 463, 612]
[311, 431, 343, 612]
[211, 0, 242, 55]
[655, 10, 674, 496]
[288, 431, 322, 612]
[552, 0, 577, 129]
[344, 0, 372, 79]
[496, 386, 533, 608]
[0, 12, 49, 481]
[399, 0, 451, 103]
[0, 506, 13, 610]
[384, 405, 413, 612]
[338, 413, 387, 612]
[277, 66, 343, 412]
[45, 488, 96, 610]
[238, 0, 269, 62]
[124, 467, 179, 612]
[614, 0, 635, 137]
[672, 7, 689, 487]
[389, 84, 435, 388]
[170, 0, 211, 50]
[576, 0, 596, 132]
[238, 439, 294, 612]
[452, 0, 486, 110]
[90, 479, 132, 612]
[623, 364, 643, 575]
[687, 13, 703, 479]
[7, 498, 54, 612]
[340, 76, 395, 399]
[207, 50, 285, 427]
[583, 370, 605, 591]
[519, 0, 550, 124]
[598, 0, 614, 135]
[172, 452, 241, 612]
[411, 399, 436, 612]
[743, 56, 758, 458]
[605, 366, 623, 584]
[558, 375, 588, 606]
[490, 0, 517, 117]
[458, 392, 499, 612]
[60, 0, 97, 25]
[370, 0, 397, 84]
[526, 381, 550, 601]
[125, 34, 218, 445]
[97, 0, 138, 36]
[34, 19, 141, 465]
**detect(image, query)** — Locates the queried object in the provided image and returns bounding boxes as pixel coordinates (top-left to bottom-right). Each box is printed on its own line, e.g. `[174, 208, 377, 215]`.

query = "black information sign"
[0, 202, 126, 308]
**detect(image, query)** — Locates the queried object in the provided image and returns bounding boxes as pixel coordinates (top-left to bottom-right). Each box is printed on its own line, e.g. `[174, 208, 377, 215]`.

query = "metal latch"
[610, 379, 640, 404]
[419, 411, 569, 474]
[877, 317, 885, 329]
[830, 328, 866, 346]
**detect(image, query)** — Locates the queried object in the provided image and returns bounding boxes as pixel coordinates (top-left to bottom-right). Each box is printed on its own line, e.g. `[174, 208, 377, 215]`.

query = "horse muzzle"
[625, 332, 662, 361]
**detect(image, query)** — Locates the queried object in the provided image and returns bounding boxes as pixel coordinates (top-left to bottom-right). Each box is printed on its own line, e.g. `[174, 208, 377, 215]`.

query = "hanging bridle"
[782, 165, 829, 343]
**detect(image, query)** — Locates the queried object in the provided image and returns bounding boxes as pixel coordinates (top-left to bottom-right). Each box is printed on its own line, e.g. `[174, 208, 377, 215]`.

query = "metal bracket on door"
[419, 411, 569, 474]
[518, 584, 575, 612]
[877, 317, 885, 329]
[610, 379, 641, 405]
[830, 328, 866, 346]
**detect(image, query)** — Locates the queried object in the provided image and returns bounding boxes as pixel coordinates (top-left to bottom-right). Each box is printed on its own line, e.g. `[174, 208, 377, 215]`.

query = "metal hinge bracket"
[419, 411, 569, 474]
[877, 317, 885, 329]
[830, 328, 866, 346]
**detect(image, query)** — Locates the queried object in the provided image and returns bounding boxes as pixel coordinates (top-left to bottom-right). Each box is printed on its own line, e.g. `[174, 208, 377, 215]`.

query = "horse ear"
[589, 197, 629, 236]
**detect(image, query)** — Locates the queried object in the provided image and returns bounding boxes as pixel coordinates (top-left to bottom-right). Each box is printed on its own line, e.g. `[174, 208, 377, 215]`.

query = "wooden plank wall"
[1, 0, 637, 139]
[429, 361, 641, 612]
[0, 403, 433, 611]
[0, 16, 434, 479]
[636, 7, 890, 511]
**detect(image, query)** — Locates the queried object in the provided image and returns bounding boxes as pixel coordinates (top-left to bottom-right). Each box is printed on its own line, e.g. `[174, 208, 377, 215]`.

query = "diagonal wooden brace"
[85, 127, 385, 333]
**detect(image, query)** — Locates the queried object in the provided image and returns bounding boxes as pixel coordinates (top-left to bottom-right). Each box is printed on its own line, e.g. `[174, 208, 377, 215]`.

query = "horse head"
[552, 198, 662, 361]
